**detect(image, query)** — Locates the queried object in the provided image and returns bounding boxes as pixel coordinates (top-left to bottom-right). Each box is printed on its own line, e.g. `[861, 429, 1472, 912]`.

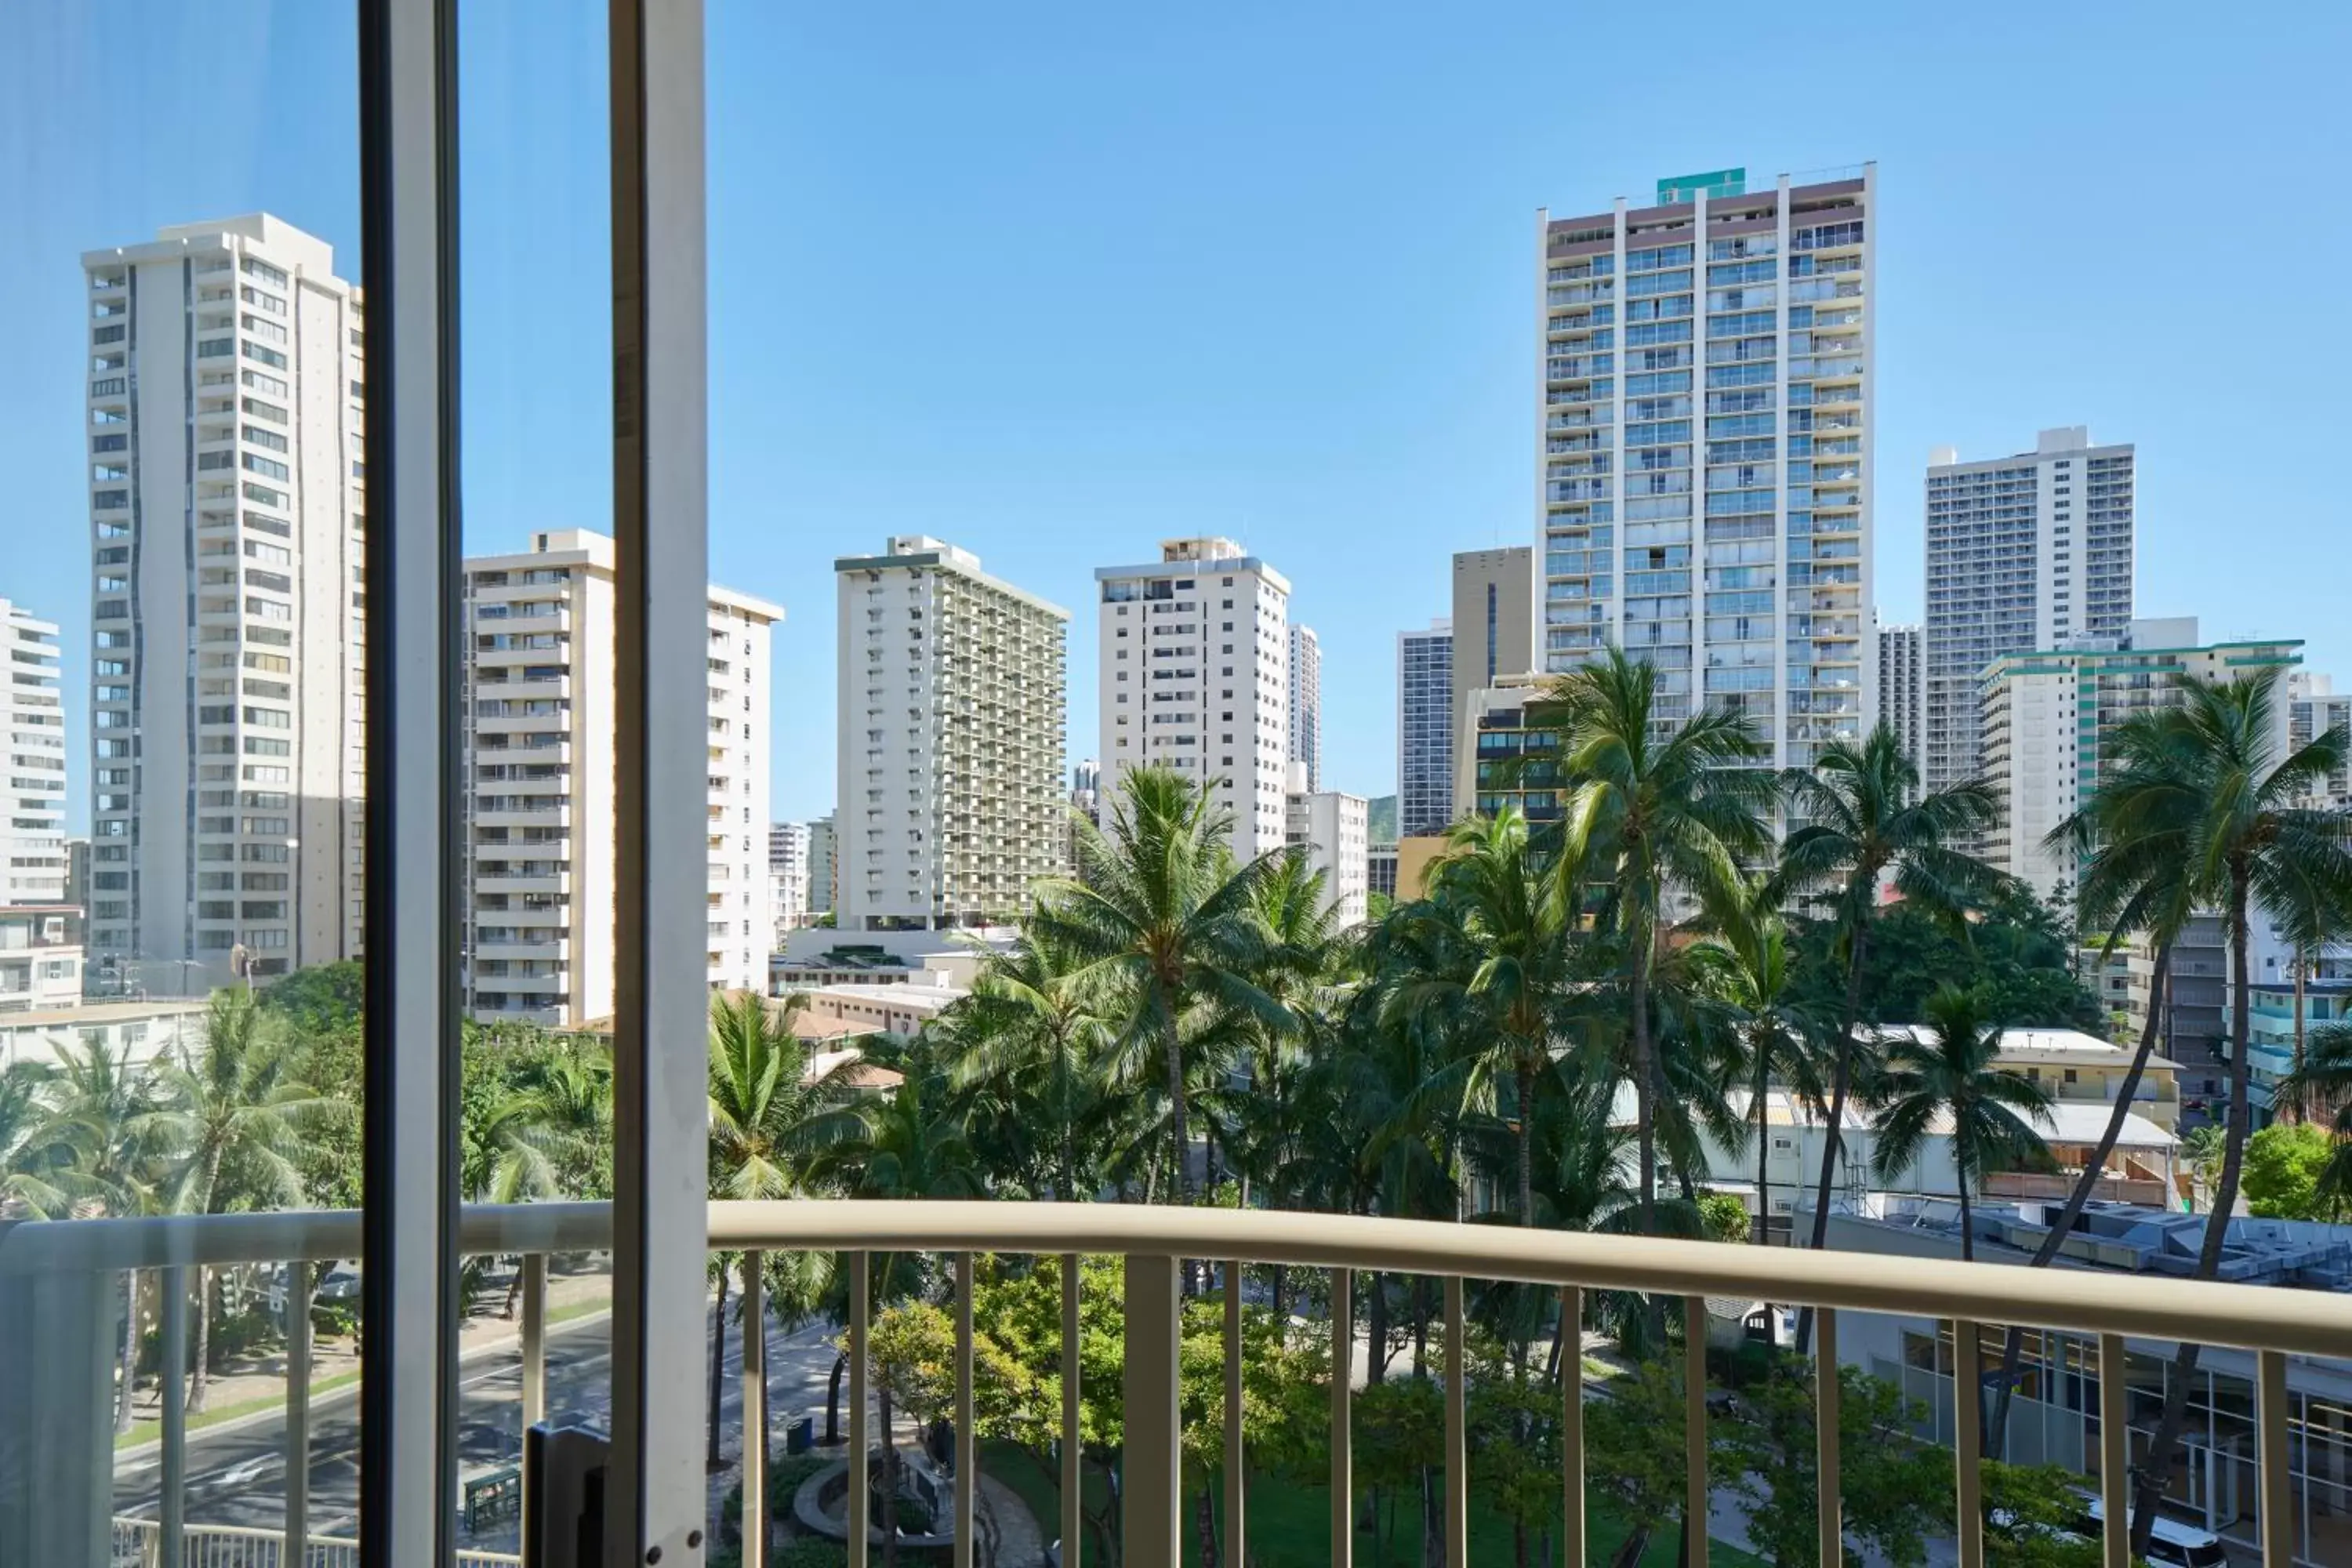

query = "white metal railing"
[12, 1200, 2347, 1568]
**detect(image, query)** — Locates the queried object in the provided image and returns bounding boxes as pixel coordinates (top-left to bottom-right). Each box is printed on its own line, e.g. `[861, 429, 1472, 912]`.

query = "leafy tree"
[1722, 1364, 1947, 1568]
[1777, 722, 2000, 1329]
[2239, 1120, 2340, 1218]
[0, 1058, 70, 1217]
[943, 925, 1112, 1201]
[1980, 1461, 2108, 1568]
[1543, 647, 1774, 1239]
[1787, 887, 2103, 1032]
[1871, 985, 2055, 1261]
[1033, 767, 1286, 1207]
[1584, 1356, 1727, 1568]
[2278, 1020, 2352, 1214]
[1695, 1192, 1750, 1243]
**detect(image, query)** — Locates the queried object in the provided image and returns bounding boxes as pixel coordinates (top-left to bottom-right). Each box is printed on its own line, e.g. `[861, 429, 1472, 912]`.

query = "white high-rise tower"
[83, 216, 367, 986]
[1538, 165, 1875, 769]
[1097, 538, 1290, 861]
[1287, 624, 1322, 793]
[1, 600, 68, 904]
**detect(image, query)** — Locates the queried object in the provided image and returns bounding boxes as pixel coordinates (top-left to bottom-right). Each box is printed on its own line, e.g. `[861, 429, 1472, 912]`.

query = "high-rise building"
[1, 600, 68, 904]
[836, 535, 1068, 933]
[1875, 618, 1923, 775]
[461, 528, 779, 1025]
[1451, 549, 1537, 740]
[1923, 427, 2135, 796]
[1980, 619, 2297, 902]
[1097, 537, 1290, 862]
[806, 815, 837, 919]
[1284, 764, 1369, 928]
[768, 821, 811, 945]
[1287, 624, 1322, 793]
[84, 216, 368, 986]
[1397, 619, 1454, 837]
[1538, 165, 1875, 769]
[2289, 673, 2352, 809]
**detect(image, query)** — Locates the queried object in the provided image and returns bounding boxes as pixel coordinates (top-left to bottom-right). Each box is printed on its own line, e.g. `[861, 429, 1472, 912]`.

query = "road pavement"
[114, 1307, 848, 1554]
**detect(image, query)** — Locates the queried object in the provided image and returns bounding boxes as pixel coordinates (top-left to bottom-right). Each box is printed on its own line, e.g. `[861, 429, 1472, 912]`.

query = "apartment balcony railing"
[6, 1200, 2344, 1568]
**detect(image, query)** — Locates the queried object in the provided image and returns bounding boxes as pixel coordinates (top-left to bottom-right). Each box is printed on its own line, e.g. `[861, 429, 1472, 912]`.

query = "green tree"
[1584, 1355, 1726, 1568]
[0, 1058, 71, 1217]
[944, 925, 1112, 1201]
[1033, 767, 1285, 1206]
[2063, 666, 2352, 1558]
[1777, 723, 2000, 1308]
[1544, 648, 1774, 1239]
[1870, 986, 2055, 1261]
[2239, 1120, 2340, 1218]
[148, 989, 328, 1411]
[1722, 1364, 1948, 1568]
[2278, 1021, 2352, 1214]
[1980, 1461, 2107, 1568]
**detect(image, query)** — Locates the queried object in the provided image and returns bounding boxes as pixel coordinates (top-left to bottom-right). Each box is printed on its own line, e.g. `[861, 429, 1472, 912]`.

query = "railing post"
[848, 1252, 869, 1568]
[2097, 1334, 2129, 1568]
[2257, 1348, 2292, 1568]
[742, 1250, 766, 1568]
[1123, 1253, 1181, 1568]
[519, 1249, 546, 1538]
[1443, 1276, 1467, 1568]
[954, 1252, 975, 1568]
[1330, 1266, 1352, 1568]
[1683, 1294, 1708, 1568]
[1061, 1254, 1081, 1568]
[1223, 1260, 1244, 1568]
[1815, 1306, 1841, 1568]
[284, 1259, 311, 1566]
[1952, 1318, 1984, 1568]
[1562, 1286, 1584, 1568]
[160, 1263, 186, 1568]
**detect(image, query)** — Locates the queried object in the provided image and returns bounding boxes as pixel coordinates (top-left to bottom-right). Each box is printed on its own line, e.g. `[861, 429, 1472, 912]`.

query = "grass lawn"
[116, 1368, 362, 1450]
[978, 1439, 1767, 1568]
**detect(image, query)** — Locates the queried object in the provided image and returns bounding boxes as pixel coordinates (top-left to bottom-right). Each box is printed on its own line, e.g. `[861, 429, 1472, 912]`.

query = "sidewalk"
[114, 1264, 614, 1460]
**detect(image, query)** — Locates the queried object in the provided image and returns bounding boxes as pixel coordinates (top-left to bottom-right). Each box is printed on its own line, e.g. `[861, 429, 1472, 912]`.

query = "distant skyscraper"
[1875, 619, 1923, 777]
[806, 815, 837, 918]
[461, 528, 779, 1025]
[1097, 538, 1290, 862]
[1287, 624, 1322, 793]
[84, 216, 367, 985]
[1397, 619, 1454, 837]
[2289, 674, 2352, 810]
[768, 821, 811, 941]
[1, 599, 67, 904]
[1450, 549, 1537, 818]
[1924, 427, 2134, 795]
[1285, 764, 1369, 928]
[836, 535, 1068, 932]
[1539, 165, 1876, 769]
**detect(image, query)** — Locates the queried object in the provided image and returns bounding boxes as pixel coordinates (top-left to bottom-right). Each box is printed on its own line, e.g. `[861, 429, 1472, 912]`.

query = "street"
[112, 1306, 848, 1554]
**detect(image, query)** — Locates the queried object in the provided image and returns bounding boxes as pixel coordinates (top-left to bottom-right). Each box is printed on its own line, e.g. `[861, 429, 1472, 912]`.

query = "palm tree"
[0, 1058, 72, 1218]
[1544, 648, 1776, 1237]
[946, 926, 1112, 1201]
[2279, 1021, 2352, 1210]
[148, 990, 329, 1412]
[1405, 808, 1587, 1226]
[2065, 669, 2352, 1558]
[1869, 986, 2054, 1261]
[1778, 722, 1999, 1280]
[706, 989, 858, 1468]
[1690, 874, 1831, 1243]
[1031, 767, 1287, 1207]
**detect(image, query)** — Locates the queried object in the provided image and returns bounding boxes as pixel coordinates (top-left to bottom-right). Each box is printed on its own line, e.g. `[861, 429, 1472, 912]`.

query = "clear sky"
[6, 2, 2349, 827]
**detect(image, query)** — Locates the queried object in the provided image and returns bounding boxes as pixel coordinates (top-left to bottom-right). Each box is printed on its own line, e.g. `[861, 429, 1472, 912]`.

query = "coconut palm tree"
[1869, 986, 2054, 1262]
[1777, 722, 2001, 1282]
[1690, 874, 1832, 1243]
[945, 926, 1112, 1202]
[1030, 766, 1287, 1207]
[0, 1058, 72, 1218]
[706, 989, 858, 1468]
[1542, 647, 1776, 1237]
[2069, 669, 2352, 1557]
[147, 989, 330, 1412]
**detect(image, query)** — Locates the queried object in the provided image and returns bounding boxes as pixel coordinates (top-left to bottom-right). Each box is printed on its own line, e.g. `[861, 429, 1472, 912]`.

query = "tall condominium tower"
[1284, 764, 1369, 928]
[768, 821, 811, 941]
[1287, 624, 1322, 793]
[1396, 619, 1454, 837]
[1875, 618, 1923, 776]
[836, 536, 1068, 933]
[84, 216, 367, 986]
[805, 814, 837, 919]
[1980, 619, 2292, 902]
[2, 600, 68, 904]
[1098, 538, 1290, 861]
[2290, 674, 2352, 809]
[1922, 427, 2134, 796]
[1538, 165, 1875, 769]
[461, 529, 778, 1025]
[1451, 547, 1537, 798]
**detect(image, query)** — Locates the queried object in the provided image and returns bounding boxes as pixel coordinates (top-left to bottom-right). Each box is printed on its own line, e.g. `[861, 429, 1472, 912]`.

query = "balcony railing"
[6, 1200, 2345, 1568]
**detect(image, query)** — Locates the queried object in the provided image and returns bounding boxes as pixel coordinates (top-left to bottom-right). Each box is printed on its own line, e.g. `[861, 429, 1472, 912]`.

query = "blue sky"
[5, 2, 2348, 826]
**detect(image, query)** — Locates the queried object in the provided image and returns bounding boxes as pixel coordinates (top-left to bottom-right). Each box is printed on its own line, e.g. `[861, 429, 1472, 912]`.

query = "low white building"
[0, 997, 209, 1069]
[797, 980, 967, 1040]
[1283, 764, 1368, 928]
[0, 906, 83, 1014]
